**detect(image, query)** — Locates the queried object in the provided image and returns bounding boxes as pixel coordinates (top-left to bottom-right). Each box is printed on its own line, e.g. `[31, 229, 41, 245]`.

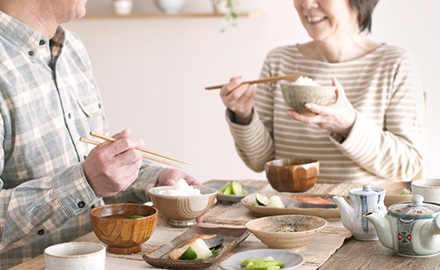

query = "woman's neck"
[298, 35, 381, 63]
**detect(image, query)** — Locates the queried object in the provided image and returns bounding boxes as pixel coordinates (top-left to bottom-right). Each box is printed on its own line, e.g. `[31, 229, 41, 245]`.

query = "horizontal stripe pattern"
[227, 44, 425, 184]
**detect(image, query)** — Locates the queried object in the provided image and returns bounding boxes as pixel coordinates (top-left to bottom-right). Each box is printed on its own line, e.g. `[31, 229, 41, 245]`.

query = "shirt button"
[28, 51, 34, 56]
[38, 229, 44, 235]
[83, 155, 87, 160]
[98, 103, 101, 109]
[78, 201, 85, 208]
[67, 113, 71, 119]
[39, 40, 45, 46]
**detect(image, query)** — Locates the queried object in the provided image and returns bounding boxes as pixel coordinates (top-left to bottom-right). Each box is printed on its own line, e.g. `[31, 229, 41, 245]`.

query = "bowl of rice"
[280, 76, 336, 116]
[148, 180, 217, 227]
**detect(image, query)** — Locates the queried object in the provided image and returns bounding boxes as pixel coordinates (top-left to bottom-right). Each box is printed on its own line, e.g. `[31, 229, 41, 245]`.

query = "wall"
[64, 0, 440, 183]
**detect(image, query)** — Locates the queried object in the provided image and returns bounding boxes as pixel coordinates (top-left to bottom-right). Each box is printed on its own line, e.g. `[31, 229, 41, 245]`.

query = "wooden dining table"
[10, 179, 440, 270]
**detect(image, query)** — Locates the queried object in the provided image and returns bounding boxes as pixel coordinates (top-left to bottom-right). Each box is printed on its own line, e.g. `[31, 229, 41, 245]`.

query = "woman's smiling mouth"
[306, 16, 327, 23]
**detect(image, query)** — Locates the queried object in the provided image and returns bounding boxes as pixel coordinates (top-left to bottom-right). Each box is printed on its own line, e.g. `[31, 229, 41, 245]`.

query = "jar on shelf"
[155, 0, 186, 14]
[112, 0, 133, 16]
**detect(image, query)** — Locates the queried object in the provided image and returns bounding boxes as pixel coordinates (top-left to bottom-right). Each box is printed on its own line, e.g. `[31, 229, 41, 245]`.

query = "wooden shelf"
[83, 11, 266, 19]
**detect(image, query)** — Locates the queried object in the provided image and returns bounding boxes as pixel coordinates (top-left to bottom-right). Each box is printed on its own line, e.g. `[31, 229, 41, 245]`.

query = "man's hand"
[157, 168, 204, 222]
[83, 128, 144, 197]
[157, 168, 201, 187]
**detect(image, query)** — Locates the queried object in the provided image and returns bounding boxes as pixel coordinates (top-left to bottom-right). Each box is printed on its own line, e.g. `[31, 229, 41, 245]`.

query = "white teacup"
[411, 179, 440, 204]
[44, 242, 105, 270]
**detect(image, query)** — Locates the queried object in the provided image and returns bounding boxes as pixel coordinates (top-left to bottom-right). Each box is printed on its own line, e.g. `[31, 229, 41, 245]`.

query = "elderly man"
[0, 0, 199, 268]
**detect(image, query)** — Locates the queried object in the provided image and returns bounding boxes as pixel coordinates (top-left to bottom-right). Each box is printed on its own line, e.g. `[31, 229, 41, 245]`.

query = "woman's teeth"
[307, 16, 326, 23]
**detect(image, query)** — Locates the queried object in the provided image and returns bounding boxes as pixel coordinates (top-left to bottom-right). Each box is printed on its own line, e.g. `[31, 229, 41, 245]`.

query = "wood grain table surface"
[9, 179, 440, 270]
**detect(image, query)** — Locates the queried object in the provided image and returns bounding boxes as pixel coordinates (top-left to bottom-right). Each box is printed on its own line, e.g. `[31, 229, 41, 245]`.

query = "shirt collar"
[0, 10, 65, 61]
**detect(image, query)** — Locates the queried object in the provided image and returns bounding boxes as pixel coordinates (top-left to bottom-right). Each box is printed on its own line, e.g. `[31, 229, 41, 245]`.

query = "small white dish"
[219, 249, 304, 270]
[44, 242, 105, 270]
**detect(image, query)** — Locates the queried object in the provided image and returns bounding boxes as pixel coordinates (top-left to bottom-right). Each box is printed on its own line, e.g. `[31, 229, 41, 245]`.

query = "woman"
[220, 0, 425, 184]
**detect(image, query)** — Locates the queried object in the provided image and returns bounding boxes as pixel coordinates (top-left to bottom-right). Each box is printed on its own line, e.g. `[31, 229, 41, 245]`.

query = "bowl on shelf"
[264, 158, 319, 192]
[90, 203, 158, 255]
[245, 214, 327, 252]
[148, 185, 217, 227]
[155, 0, 185, 14]
[280, 83, 336, 116]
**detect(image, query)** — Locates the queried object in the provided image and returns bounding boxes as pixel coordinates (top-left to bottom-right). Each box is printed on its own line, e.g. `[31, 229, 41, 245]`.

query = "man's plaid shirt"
[0, 11, 163, 269]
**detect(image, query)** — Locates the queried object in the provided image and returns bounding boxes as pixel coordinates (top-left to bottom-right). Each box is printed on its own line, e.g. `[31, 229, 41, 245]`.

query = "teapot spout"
[363, 212, 393, 249]
[333, 196, 355, 231]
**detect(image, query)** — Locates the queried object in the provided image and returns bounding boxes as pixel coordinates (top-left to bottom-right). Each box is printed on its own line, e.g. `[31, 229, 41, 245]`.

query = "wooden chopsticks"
[79, 131, 192, 169]
[204, 73, 312, 90]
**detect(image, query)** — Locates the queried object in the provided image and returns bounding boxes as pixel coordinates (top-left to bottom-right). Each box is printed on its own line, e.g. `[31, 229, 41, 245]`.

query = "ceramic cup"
[113, 0, 133, 16]
[412, 179, 440, 204]
[44, 242, 106, 270]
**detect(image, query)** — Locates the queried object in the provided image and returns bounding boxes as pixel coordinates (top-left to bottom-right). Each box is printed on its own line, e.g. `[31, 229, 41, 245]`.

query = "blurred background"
[64, 0, 439, 183]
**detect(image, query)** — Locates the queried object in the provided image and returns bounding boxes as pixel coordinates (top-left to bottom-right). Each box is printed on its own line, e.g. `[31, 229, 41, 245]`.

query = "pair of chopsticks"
[80, 132, 191, 169]
[204, 73, 312, 90]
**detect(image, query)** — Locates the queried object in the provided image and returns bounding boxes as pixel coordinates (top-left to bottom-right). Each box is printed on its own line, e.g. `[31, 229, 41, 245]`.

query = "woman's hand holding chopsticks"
[220, 76, 256, 125]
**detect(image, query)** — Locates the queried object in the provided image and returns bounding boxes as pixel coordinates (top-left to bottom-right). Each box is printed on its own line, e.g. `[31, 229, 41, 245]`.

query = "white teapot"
[364, 195, 440, 257]
[333, 184, 387, 241]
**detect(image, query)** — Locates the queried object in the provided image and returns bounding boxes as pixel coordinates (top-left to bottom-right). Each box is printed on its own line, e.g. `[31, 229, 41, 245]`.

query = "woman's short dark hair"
[350, 0, 379, 33]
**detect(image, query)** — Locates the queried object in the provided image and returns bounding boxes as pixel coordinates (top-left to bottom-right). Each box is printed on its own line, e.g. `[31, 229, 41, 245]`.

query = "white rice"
[159, 179, 202, 196]
[292, 76, 319, 86]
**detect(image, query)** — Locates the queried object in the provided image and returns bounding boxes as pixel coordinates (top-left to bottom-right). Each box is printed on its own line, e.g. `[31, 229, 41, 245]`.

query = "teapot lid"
[389, 195, 440, 219]
[349, 184, 385, 196]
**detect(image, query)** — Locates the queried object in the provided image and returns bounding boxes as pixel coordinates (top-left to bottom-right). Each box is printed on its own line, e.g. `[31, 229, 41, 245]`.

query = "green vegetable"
[210, 248, 222, 258]
[241, 258, 266, 267]
[223, 183, 233, 195]
[241, 258, 285, 270]
[256, 194, 269, 206]
[276, 226, 297, 232]
[400, 188, 412, 195]
[232, 181, 243, 195]
[218, 181, 248, 195]
[128, 215, 146, 219]
[179, 246, 197, 260]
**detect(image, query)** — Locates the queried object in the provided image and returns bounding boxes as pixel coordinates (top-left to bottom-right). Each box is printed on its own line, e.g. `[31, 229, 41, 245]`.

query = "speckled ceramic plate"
[241, 193, 343, 220]
[220, 249, 304, 270]
[205, 183, 259, 204]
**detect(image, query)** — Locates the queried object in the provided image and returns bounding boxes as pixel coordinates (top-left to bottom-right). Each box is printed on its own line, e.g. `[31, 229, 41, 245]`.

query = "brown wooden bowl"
[264, 158, 319, 192]
[90, 203, 158, 255]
